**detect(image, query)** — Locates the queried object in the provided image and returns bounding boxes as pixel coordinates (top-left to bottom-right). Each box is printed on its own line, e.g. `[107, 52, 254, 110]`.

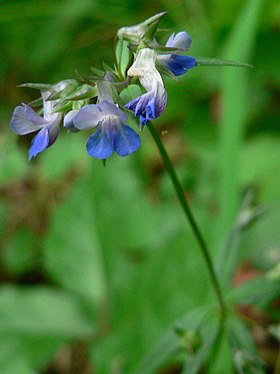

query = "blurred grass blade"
[216, 0, 262, 246]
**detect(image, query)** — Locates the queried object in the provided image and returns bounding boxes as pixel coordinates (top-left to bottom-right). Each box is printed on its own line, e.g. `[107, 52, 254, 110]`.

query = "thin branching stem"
[148, 122, 227, 315]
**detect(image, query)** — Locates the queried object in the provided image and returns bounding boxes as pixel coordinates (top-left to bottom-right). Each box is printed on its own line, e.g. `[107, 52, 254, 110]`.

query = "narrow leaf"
[195, 57, 253, 68]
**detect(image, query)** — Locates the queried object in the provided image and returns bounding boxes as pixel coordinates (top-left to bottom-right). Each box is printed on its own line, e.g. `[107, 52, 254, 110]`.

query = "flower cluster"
[10, 12, 196, 160]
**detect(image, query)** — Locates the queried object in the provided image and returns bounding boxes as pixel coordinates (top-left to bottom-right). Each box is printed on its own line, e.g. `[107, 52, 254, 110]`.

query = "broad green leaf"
[2, 228, 37, 275]
[44, 171, 107, 304]
[39, 132, 89, 181]
[120, 84, 142, 105]
[0, 285, 95, 338]
[0, 286, 94, 373]
[0, 134, 28, 183]
[0, 336, 60, 374]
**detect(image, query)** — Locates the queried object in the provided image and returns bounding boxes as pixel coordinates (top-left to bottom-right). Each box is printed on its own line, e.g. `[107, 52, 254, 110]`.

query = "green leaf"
[0, 285, 95, 372]
[182, 315, 220, 374]
[228, 276, 280, 307]
[2, 228, 37, 275]
[0, 285, 95, 338]
[154, 45, 192, 54]
[67, 86, 98, 101]
[45, 80, 78, 100]
[44, 171, 107, 304]
[0, 133, 28, 183]
[120, 84, 142, 105]
[0, 336, 60, 374]
[115, 38, 131, 79]
[17, 83, 51, 90]
[195, 57, 253, 68]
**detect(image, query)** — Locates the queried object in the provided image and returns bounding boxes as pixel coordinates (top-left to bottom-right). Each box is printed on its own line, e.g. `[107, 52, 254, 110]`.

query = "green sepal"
[28, 97, 43, 107]
[117, 12, 167, 43]
[195, 57, 253, 68]
[152, 44, 187, 54]
[53, 102, 73, 113]
[141, 11, 167, 28]
[156, 61, 177, 79]
[65, 85, 98, 101]
[102, 62, 115, 75]
[90, 67, 105, 77]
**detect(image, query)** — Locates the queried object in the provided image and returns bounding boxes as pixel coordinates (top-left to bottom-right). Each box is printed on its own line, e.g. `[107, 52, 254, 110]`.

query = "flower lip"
[157, 31, 196, 76]
[73, 100, 127, 131]
[10, 88, 62, 160]
[11, 105, 47, 135]
[125, 48, 167, 125]
[73, 100, 140, 159]
[159, 54, 196, 76]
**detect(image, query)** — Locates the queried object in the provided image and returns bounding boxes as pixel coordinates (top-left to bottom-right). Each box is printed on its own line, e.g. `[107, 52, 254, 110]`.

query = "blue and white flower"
[125, 48, 167, 125]
[10, 89, 62, 160]
[157, 32, 196, 76]
[73, 100, 140, 159]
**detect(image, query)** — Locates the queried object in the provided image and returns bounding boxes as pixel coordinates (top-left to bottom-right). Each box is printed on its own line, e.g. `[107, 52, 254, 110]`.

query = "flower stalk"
[147, 122, 227, 316]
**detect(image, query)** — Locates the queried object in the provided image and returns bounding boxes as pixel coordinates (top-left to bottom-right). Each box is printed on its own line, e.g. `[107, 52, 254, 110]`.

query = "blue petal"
[113, 125, 141, 157]
[47, 119, 60, 146]
[63, 110, 80, 132]
[10, 105, 46, 135]
[125, 92, 166, 125]
[166, 32, 192, 50]
[86, 127, 113, 159]
[161, 55, 196, 76]
[29, 126, 50, 160]
[98, 100, 128, 123]
[73, 104, 103, 130]
[125, 93, 150, 116]
[22, 104, 48, 126]
[146, 97, 157, 120]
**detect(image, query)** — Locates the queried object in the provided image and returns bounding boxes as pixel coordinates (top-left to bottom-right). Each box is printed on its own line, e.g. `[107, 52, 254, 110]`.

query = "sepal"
[117, 11, 167, 44]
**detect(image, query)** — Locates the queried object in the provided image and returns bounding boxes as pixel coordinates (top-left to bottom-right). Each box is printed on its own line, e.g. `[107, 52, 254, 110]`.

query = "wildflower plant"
[9, 11, 276, 374]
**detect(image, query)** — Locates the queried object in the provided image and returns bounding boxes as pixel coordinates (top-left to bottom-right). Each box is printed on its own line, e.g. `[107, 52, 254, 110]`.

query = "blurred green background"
[0, 0, 279, 373]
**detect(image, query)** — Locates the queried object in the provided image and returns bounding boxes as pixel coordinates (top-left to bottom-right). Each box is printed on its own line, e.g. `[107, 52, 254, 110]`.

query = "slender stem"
[148, 122, 227, 314]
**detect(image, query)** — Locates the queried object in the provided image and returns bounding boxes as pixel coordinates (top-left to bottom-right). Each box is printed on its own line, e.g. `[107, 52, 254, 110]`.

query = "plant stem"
[148, 122, 227, 315]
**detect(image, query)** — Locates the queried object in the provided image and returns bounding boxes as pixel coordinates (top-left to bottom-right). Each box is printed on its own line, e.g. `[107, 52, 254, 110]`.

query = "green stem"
[148, 122, 227, 315]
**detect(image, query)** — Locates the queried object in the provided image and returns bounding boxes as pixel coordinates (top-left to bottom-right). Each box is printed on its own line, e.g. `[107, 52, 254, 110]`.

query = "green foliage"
[0, 285, 95, 373]
[0, 0, 279, 373]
